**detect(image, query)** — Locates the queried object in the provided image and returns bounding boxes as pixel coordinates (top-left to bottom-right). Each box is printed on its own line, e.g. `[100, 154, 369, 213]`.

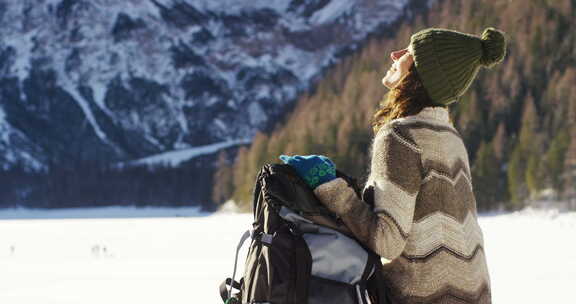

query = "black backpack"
[219, 164, 390, 304]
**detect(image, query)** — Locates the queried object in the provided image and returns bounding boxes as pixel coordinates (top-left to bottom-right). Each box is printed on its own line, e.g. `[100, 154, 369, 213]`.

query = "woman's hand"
[279, 154, 336, 189]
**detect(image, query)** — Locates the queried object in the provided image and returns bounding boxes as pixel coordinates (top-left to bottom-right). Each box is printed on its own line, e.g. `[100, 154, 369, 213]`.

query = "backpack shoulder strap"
[221, 229, 252, 302]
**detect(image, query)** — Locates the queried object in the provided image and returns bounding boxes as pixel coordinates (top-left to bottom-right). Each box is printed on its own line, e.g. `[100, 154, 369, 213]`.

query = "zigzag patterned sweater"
[313, 106, 491, 304]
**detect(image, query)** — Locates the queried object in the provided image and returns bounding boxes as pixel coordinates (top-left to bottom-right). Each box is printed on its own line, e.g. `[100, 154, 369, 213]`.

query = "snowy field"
[0, 207, 575, 304]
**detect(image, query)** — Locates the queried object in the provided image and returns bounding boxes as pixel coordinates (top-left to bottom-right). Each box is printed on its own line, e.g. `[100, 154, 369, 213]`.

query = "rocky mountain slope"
[0, 0, 418, 171]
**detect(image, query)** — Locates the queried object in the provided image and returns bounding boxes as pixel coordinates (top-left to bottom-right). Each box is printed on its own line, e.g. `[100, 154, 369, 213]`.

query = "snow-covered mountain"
[0, 0, 423, 171]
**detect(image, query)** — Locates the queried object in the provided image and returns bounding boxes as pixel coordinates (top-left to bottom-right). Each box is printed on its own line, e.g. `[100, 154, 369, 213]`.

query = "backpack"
[219, 164, 390, 304]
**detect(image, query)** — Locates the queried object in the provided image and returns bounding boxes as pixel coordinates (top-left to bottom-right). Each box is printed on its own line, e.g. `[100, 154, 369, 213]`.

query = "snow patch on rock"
[118, 138, 252, 168]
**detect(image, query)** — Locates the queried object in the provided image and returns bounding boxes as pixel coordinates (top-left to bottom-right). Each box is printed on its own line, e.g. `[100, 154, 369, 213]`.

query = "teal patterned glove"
[278, 154, 337, 189]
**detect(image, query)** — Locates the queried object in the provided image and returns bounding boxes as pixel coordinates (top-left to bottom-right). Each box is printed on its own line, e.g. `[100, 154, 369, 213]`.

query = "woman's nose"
[390, 49, 407, 61]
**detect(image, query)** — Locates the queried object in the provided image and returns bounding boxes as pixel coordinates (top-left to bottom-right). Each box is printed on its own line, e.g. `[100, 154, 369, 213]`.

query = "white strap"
[356, 284, 372, 304]
[229, 229, 252, 299]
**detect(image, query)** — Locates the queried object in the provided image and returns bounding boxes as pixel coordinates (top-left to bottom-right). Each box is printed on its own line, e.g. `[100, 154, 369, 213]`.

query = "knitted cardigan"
[313, 106, 491, 304]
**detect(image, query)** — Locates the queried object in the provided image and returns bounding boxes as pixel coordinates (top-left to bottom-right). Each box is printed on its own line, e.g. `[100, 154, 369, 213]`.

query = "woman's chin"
[382, 79, 393, 89]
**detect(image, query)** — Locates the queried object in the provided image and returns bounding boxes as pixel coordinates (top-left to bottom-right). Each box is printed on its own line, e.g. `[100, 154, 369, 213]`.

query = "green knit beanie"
[409, 27, 507, 105]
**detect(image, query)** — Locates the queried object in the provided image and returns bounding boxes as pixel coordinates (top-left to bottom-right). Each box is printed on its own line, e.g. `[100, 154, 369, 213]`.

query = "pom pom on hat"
[479, 27, 507, 68]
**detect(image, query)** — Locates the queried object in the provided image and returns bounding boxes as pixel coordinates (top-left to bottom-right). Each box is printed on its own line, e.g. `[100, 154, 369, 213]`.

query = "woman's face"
[382, 47, 414, 89]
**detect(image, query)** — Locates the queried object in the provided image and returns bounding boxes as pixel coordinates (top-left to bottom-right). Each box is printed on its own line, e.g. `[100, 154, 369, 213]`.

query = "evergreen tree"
[492, 122, 507, 161]
[543, 128, 570, 191]
[525, 153, 543, 198]
[562, 128, 576, 200]
[212, 151, 234, 206]
[472, 141, 503, 210]
[232, 147, 252, 211]
[507, 144, 528, 210]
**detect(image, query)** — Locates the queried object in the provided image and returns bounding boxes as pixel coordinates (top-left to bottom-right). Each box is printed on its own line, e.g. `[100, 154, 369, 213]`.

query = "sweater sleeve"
[313, 124, 422, 260]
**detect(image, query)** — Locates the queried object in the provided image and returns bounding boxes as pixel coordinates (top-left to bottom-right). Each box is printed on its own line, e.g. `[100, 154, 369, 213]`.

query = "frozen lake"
[0, 207, 575, 303]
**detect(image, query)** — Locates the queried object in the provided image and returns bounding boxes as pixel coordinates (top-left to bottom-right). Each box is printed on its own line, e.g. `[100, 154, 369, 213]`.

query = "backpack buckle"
[285, 221, 303, 236]
[253, 231, 274, 245]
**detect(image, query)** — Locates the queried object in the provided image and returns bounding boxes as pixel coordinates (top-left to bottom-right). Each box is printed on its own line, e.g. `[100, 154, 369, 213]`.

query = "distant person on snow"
[280, 27, 507, 304]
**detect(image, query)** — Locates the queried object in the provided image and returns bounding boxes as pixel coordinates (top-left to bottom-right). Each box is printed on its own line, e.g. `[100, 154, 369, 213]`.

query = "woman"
[280, 27, 506, 303]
